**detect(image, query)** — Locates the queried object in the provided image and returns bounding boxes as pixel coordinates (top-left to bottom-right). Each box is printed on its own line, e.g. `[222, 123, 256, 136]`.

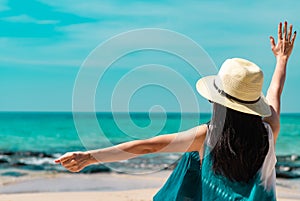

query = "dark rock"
[0, 158, 8, 164]
[1, 171, 27, 177]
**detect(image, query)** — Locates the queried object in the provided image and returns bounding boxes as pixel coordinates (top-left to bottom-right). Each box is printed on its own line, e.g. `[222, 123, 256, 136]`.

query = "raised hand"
[270, 21, 296, 60]
[264, 21, 297, 142]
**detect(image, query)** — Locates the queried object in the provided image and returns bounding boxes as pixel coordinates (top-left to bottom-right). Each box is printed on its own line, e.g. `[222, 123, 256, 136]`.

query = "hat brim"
[196, 76, 271, 117]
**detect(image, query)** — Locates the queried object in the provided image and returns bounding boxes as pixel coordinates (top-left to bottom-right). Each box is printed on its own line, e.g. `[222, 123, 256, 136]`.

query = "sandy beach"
[0, 170, 299, 201]
[2, 189, 155, 201]
[0, 189, 300, 201]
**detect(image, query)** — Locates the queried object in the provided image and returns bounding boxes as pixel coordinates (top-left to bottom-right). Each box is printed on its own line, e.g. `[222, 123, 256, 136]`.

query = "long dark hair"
[209, 103, 269, 183]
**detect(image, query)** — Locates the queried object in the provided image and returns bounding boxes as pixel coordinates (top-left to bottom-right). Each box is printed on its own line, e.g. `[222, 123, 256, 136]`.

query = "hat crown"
[216, 58, 263, 102]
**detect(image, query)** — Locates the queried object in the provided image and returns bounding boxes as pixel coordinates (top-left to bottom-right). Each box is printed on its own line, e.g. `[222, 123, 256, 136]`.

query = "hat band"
[213, 80, 260, 104]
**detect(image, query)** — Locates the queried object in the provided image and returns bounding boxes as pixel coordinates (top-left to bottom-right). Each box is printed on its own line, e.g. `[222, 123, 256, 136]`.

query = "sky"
[1, 0, 300, 113]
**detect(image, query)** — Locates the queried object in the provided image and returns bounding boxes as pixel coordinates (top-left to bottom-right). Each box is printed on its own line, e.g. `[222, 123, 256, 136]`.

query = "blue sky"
[1, 0, 300, 113]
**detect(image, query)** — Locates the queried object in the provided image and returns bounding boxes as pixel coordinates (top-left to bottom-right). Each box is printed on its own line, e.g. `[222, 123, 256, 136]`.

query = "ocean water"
[0, 112, 299, 177]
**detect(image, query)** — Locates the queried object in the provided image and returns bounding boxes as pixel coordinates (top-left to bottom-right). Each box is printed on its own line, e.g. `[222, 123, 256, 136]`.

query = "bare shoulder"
[191, 123, 208, 152]
[194, 123, 208, 137]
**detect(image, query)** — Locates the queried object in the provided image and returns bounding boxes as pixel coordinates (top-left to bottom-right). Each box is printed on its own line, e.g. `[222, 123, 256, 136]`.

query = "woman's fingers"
[63, 157, 85, 167]
[55, 154, 71, 164]
[278, 22, 283, 40]
[68, 166, 82, 172]
[54, 151, 89, 172]
[288, 24, 293, 41]
[62, 159, 76, 167]
[283, 21, 287, 41]
[61, 157, 77, 166]
[291, 31, 297, 45]
[270, 36, 276, 49]
[55, 152, 79, 164]
[64, 160, 86, 172]
[270, 21, 296, 58]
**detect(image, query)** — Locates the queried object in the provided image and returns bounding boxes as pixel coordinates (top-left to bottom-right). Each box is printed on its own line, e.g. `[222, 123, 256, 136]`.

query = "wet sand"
[0, 170, 299, 201]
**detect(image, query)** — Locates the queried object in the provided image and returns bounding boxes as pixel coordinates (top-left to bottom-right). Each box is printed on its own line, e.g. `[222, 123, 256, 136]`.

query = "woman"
[55, 22, 296, 200]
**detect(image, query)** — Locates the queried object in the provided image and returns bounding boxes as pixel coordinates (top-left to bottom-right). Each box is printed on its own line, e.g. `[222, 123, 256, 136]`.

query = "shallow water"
[0, 112, 299, 177]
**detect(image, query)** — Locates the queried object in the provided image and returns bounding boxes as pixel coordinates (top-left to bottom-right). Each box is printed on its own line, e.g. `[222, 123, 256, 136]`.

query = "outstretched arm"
[55, 124, 207, 172]
[263, 21, 296, 142]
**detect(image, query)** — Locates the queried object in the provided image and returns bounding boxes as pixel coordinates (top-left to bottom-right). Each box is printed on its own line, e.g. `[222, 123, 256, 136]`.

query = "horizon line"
[0, 111, 300, 115]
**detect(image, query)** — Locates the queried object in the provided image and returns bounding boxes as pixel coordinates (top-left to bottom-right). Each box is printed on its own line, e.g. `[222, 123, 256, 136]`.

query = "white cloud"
[34, 0, 300, 49]
[2, 1, 300, 71]
[0, 55, 81, 67]
[1, 14, 59, 24]
[0, 0, 9, 11]
[37, 0, 173, 18]
[0, 37, 82, 67]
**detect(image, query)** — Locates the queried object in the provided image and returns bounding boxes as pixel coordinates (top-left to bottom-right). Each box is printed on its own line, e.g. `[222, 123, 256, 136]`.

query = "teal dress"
[154, 123, 277, 201]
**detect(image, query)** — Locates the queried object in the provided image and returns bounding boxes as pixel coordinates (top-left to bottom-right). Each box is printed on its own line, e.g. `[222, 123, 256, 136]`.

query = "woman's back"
[154, 120, 277, 201]
[203, 118, 277, 200]
[208, 103, 269, 183]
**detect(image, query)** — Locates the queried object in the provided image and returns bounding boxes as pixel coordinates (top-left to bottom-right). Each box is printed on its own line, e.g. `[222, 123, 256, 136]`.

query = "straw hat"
[196, 58, 271, 117]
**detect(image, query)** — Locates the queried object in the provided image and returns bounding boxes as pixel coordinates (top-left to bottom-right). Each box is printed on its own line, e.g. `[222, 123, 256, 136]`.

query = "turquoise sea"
[0, 112, 299, 177]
